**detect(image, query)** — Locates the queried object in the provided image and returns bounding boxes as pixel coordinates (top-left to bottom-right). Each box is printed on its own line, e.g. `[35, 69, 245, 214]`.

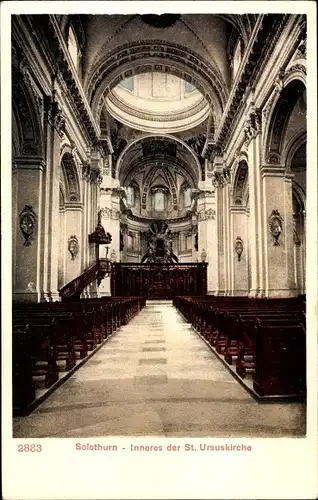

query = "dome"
[105, 72, 209, 134]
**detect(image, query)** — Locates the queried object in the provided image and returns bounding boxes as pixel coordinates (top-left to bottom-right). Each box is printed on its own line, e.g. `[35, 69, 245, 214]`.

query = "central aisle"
[13, 302, 305, 438]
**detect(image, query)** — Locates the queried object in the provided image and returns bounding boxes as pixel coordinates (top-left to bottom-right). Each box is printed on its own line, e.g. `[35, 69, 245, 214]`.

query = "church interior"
[12, 13, 308, 438]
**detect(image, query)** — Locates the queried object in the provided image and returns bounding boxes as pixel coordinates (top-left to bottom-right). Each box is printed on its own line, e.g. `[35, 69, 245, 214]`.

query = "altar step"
[146, 300, 173, 305]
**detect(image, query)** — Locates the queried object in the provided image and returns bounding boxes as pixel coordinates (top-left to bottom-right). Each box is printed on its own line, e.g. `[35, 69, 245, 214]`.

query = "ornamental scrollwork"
[269, 209, 283, 246]
[19, 205, 37, 246]
[211, 171, 226, 188]
[197, 208, 216, 222]
[244, 108, 262, 146]
[235, 237, 244, 261]
[99, 207, 112, 218]
[82, 161, 91, 181]
[68, 235, 79, 260]
[45, 92, 66, 138]
[90, 167, 103, 185]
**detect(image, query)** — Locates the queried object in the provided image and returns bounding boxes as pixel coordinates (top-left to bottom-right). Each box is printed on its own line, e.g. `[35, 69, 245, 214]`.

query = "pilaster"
[244, 108, 265, 297]
[197, 188, 217, 294]
[230, 205, 249, 295]
[40, 94, 66, 301]
[13, 157, 45, 302]
[261, 166, 297, 297]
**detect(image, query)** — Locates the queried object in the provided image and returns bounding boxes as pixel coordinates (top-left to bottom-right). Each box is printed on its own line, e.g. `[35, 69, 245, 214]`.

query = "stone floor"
[13, 301, 306, 438]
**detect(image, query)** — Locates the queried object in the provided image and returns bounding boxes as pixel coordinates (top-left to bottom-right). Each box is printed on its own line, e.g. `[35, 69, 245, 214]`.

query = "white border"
[1, 2, 317, 499]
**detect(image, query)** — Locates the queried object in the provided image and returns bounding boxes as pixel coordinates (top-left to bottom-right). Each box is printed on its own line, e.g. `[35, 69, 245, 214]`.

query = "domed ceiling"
[105, 72, 209, 133]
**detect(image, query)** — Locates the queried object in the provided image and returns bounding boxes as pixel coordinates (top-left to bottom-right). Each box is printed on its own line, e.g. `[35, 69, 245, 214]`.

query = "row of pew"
[13, 296, 146, 415]
[173, 295, 306, 398]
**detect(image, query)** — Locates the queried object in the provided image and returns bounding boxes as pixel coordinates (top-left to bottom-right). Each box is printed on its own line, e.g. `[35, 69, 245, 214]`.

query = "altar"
[111, 263, 207, 299]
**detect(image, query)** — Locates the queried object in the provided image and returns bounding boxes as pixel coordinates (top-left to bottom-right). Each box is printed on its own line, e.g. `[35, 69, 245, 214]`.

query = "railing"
[59, 259, 111, 301]
[111, 262, 208, 298]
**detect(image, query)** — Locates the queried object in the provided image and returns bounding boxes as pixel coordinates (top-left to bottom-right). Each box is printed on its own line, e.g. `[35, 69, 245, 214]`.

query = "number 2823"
[18, 444, 42, 452]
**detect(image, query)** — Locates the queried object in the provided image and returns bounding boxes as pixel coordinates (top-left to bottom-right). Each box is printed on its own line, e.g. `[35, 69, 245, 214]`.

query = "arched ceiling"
[105, 72, 210, 134]
[80, 14, 247, 134]
[117, 134, 201, 187]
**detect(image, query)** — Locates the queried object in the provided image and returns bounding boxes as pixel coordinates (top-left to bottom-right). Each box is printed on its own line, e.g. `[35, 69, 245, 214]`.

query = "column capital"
[44, 93, 66, 138]
[243, 108, 262, 146]
[197, 208, 216, 222]
[211, 171, 227, 189]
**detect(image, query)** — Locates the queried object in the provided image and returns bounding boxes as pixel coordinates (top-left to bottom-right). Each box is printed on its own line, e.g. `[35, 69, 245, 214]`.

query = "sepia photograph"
[2, 1, 317, 499]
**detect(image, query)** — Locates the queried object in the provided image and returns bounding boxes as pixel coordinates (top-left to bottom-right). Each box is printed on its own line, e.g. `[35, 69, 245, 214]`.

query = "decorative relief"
[223, 166, 231, 184]
[235, 237, 244, 261]
[211, 171, 226, 188]
[19, 205, 37, 246]
[200, 249, 207, 262]
[244, 108, 262, 146]
[295, 38, 306, 59]
[103, 157, 110, 176]
[268, 209, 283, 246]
[266, 152, 281, 164]
[82, 161, 91, 181]
[68, 235, 79, 260]
[100, 187, 113, 195]
[45, 92, 66, 138]
[22, 142, 38, 156]
[285, 63, 306, 78]
[90, 167, 103, 185]
[197, 208, 216, 222]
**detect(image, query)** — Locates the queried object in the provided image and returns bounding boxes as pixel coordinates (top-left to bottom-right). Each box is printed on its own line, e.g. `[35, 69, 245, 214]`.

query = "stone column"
[40, 95, 65, 301]
[81, 161, 91, 272]
[261, 167, 296, 296]
[197, 189, 218, 294]
[13, 157, 45, 302]
[64, 204, 83, 284]
[109, 187, 122, 262]
[120, 222, 128, 262]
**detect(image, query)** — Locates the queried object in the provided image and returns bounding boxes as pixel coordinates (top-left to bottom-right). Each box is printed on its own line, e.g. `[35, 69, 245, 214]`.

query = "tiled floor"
[13, 301, 306, 438]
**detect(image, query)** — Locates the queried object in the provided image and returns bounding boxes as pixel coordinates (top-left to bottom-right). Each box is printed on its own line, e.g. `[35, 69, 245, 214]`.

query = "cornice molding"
[215, 14, 289, 150]
[28, 15, 100, 145]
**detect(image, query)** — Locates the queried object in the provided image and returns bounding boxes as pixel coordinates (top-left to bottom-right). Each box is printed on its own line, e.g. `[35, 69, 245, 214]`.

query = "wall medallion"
[68, 235, 79, 260]
[269, 210, 283, 246]
[19, 205, 36, 246]
[201, 249, 207, 262]
[235, 237, 244, 261]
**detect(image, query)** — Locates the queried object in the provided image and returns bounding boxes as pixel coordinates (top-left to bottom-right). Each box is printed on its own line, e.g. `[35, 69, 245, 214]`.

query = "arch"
[87, 40, 227, 129]
[292, 182, 306, 212]
[283, 131, 306, 173]
[116, 133, 202, 182]
[232, 158, 248, 206]
[59, 182, 66, 208]
[12, 71, 44, 157]
[263, 78, 306, 164]
[60, 152, 81, 203]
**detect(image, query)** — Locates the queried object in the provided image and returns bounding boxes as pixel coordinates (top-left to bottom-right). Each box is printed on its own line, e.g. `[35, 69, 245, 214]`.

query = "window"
[127, 186, 135, 207]
[184, 187, 192, 208]
[121, 77, 134, 92]
[184, 80, 196, 94]
[68, 26, 79, 70]
[153, 191, 165, 211]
